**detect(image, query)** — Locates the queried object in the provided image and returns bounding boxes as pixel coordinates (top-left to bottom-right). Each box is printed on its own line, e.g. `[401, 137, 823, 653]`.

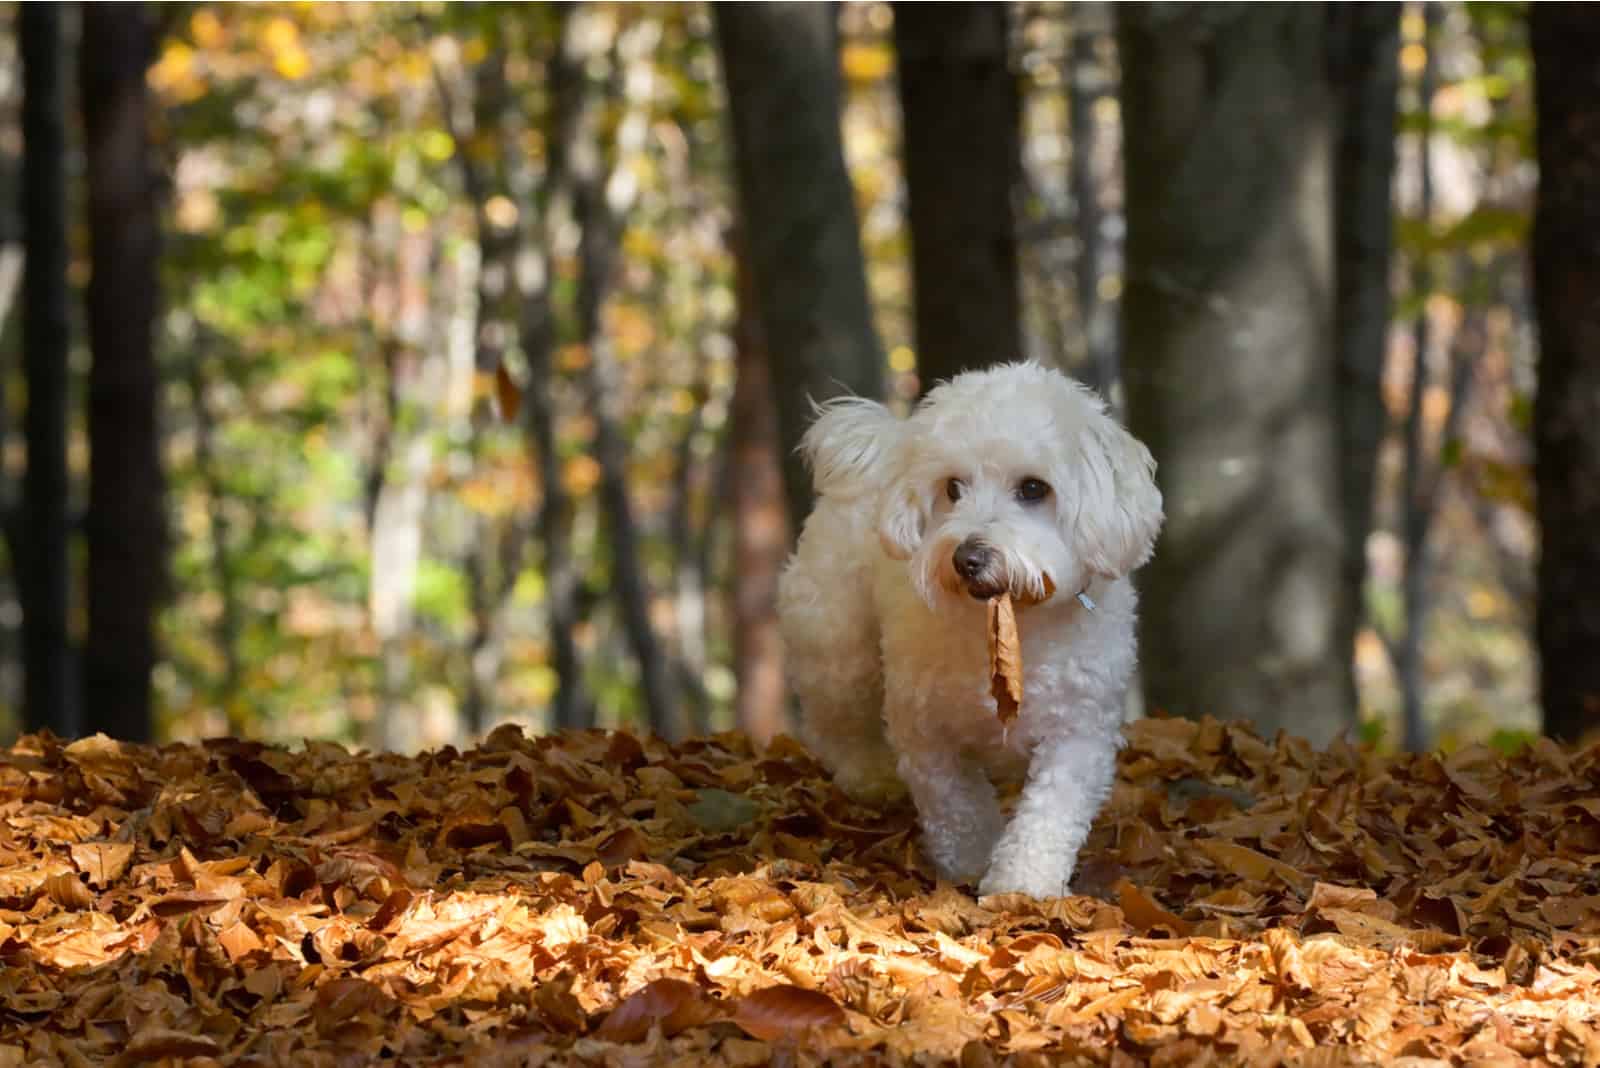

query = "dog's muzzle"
[952, 538, 1005, 600]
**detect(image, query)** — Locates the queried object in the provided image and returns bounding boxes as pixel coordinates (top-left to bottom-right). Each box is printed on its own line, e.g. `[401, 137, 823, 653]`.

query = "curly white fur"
[778, 362, 1164, 899]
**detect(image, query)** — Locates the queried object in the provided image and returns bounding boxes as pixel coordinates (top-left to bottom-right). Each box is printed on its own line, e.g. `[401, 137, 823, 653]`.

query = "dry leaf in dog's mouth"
[988, 592, 1023, 725]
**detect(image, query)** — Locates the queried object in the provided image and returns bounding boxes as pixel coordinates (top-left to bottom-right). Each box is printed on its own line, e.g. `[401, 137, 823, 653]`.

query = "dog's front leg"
[978, 731, 1116, 899]
[897, 747, 1005, 886]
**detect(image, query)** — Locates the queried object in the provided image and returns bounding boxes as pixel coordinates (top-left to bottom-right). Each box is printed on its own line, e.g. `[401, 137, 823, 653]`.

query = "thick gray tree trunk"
[1328, 3, 1400, 723]
[1118, 6, 1350, 745]
[1530, 8, 1600, 744]
[81, 3, 163, 743]
[892, 2, 1023, 390]
[20, 5, 74, 737]
[714, 3, 885, 527]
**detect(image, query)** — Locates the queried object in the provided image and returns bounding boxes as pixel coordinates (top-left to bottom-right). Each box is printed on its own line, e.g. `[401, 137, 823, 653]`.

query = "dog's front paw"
[978, 858, 1073, 900]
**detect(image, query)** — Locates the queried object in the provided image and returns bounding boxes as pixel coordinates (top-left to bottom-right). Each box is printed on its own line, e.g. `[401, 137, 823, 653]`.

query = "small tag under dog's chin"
[1076, 590, 1097, 612]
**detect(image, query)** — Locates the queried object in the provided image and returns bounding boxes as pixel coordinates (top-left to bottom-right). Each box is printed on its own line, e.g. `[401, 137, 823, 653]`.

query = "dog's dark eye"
[946, 478, 965, 503]
[1016, 477, 1052, 503]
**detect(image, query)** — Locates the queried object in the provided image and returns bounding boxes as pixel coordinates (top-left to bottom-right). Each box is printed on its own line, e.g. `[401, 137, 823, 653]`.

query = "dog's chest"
[875, 584, 1076, 760]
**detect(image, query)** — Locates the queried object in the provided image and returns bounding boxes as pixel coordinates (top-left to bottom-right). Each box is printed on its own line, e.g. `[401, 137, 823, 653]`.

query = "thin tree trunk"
[1068, 3, 1115, 406]
[1328, 2, 1401, 728]
[666, 356, 713, 737]
[1530, 7, 1600, 744]
[571, 120, 679, 739]
[438, 41, 519, 736]
[730, 237, 791, 746]
[714, 3, 885, 527]
[80, 3, 163, 743]
[20, 5, 73, 738]
[1397, 3, 1438, 752]
[893, 2, 1023, 390]
[187, 355, 245, 735]
[520, 2, 588, 733]
[1119, 6, 1349, 744]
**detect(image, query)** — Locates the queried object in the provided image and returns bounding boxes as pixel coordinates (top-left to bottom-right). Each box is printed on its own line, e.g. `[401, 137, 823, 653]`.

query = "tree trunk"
[730, 239, 791, 746]
[80, 3, 163, 743]
[1397, 4, 1439, 753]
[714, 3, 885, 527]
[20, 5, 74, 738]
[522, 3, 589, 733]
[1068, 3, 1116, 406]
[892, 2, 1023, 390]
[1328, 2, 1401, 726]
[187, 355, 245, 736]
[1530, 8, 1600, 744]
[1118, 6, 1349, 745]
[571, 126, 680, 739]
[439, 41, 519, 737]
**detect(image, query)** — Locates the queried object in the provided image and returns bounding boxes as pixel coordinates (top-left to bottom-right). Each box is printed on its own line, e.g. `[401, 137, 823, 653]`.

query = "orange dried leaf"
[44, 873, 94, 911]
[987, 593, 1022, 725]
[69, 841, 134, 889]
[731, 984, 845, 1041]
[1114, 878, 1192, 936]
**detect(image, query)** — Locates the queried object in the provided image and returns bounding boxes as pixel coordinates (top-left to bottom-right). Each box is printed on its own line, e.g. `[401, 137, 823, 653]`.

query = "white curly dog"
[778, 362, 1163, 899]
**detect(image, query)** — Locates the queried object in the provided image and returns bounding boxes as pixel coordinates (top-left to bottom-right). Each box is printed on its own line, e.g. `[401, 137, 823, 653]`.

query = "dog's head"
[876, 362, 1163, 607]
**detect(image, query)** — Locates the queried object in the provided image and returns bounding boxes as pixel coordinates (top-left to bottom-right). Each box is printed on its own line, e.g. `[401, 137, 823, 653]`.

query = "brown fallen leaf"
[69, 841, 134, 889]
[597, 977, 722, 1042]
[1114, 878, 1193, 936]
[122, 1029, 223, 1060]
[988, 593, 1022, 725]
[731, 984, 845, 1041]
[312, 977, 394, 1037]
[44, 873, 94, 911]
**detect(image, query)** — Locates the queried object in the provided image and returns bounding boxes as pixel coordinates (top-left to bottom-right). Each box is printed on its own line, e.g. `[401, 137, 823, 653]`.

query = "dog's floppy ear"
[1069, 413, 1164, 577]
[799, 396, 900, 497]
[877, 474, 928, 560]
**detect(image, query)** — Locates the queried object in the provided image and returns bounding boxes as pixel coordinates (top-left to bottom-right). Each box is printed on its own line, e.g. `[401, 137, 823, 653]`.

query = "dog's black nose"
[953, 539, 992, 580]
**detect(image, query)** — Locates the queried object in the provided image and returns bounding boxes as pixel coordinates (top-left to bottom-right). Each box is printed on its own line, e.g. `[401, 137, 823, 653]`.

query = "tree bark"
[1530, 8, 1600, 744]
[522, 3, 590, 733]
[80, 3, 163, 743]
[20, 5, 74, 738]
[730, 238, 791, 746]
[714, 3, 885, 527]
[893, 2, 1023, 391]
[1068, 3, 1116, 406]
[1396, 4, 1438, 753]
[1327, 2, 1400, 725]
[1119, 6, 1350, 745]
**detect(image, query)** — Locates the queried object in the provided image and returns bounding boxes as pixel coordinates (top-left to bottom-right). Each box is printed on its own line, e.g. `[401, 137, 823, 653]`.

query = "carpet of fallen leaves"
[1, 717, 1599, 1067]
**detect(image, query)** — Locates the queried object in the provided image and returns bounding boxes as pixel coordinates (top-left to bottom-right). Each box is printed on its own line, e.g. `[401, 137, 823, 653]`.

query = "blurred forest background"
[0, 1, 1592, 756]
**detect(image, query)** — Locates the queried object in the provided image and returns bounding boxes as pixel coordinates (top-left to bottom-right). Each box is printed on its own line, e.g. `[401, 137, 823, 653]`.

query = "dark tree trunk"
[730, 239, 791, 746]
[714, 3, 885, 528]
[892, 2, 1023, 391]
[1119, 6, 1350, 745]
[1327, 2, 1401, 726]
[20, 5, 74, 738]
[573, 173, 680, 738]
[1531, 8, 1600, 744]
[80, 3, 163, 743]
[523, 4, 590, 733]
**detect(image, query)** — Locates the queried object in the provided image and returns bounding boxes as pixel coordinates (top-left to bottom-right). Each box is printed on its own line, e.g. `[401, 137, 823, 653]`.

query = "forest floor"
[0, 716, 1597, 1066]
